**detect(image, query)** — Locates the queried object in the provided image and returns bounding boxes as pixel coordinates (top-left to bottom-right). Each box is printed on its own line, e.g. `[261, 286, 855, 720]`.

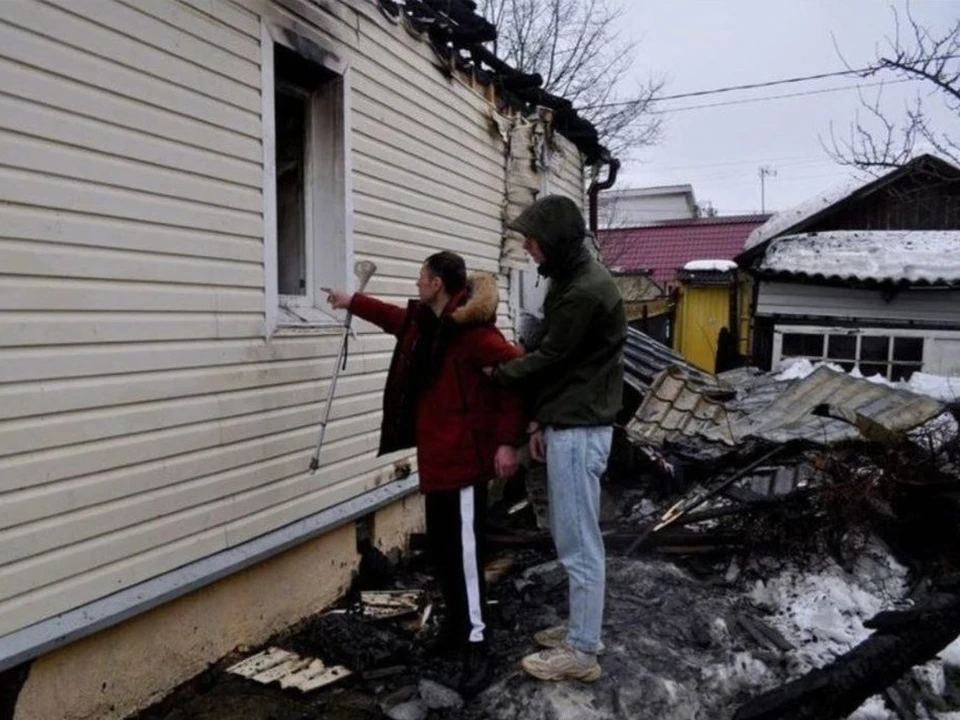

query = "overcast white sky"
[613, 0, 960, 215]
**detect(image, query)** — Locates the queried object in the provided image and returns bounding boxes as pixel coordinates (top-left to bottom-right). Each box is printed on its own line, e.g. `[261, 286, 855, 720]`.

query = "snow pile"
[944, 636, 960, 669]
[745, 542, 960, 719]
[775, 357, 845, 381]
[850, 696, 896, 719]
[683, 259, 738, 272]
[748, 542, 908, 673]
[910, 372, 960, 403]
[700, 651, 776, 696]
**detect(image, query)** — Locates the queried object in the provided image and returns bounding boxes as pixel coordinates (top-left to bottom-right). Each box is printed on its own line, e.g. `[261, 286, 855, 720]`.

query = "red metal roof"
[597, 215, 770, 283]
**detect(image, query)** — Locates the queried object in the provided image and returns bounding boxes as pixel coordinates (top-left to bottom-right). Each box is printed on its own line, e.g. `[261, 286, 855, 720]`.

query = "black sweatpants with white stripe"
[425, 482, 488, 645]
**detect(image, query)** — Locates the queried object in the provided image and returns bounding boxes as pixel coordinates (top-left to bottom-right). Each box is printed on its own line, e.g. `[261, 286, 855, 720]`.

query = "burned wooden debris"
[609, 348, 960, 718]
[733, 594, 960, 720]
[613, 357, 959, 558]
[226, 647, 352, 693]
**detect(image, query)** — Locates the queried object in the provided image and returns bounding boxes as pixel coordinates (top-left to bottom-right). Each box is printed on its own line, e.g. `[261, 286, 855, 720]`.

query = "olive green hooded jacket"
[496, 195, 626, 426]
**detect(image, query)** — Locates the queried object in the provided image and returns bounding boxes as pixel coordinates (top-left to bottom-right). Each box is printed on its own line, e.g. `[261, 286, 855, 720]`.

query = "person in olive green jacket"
[492, 194, 626, 683]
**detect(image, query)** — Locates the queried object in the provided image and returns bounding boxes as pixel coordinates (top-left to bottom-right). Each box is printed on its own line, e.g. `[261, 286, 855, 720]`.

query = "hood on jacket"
[448, 272, 499, 326]
[507, 195, 587, 278]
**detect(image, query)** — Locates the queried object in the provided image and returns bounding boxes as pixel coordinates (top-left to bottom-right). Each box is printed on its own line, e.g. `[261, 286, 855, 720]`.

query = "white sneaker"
[533, 625, 605, 654]
[520, 646, 602, 682]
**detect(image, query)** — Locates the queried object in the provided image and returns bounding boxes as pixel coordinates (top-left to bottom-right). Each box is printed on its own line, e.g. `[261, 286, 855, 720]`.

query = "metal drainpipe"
[588, 156, 621, 234]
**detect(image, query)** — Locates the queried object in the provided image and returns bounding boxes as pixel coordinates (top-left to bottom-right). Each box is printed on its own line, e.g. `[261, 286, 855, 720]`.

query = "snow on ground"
[944, 637, 960, 669]
[850, 696, 896, 719]
[490, 548, 956, 719]
[747, 540, 913, 719]
[740, 540, 960, 719]
[748, 540, 908, 673]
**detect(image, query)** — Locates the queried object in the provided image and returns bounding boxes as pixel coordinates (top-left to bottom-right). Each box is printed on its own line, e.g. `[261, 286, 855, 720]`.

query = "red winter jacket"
[350, 273, 525, 493]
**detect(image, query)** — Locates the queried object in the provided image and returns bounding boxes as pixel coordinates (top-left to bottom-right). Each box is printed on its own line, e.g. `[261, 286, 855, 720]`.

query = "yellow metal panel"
[674, 284, 731, 373]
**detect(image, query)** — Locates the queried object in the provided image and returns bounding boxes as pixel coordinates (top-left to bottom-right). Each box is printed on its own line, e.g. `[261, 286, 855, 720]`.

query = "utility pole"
[758, 166, 777, 212]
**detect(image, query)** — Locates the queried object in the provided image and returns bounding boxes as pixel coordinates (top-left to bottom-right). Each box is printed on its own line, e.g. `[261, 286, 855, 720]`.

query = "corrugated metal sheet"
[627, 365, 944, 449]
[759, 231, 960, 287]
[733, 366, 944, 444]
[623, 328, 712, 393]
[0, 0, 538, 639]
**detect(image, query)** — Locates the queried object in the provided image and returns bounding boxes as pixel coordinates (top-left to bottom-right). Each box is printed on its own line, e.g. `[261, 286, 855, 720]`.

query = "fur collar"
[449, 272, 499, 326]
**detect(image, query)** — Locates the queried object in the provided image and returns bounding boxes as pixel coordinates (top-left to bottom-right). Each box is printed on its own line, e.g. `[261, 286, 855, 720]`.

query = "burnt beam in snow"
[733, 593, 960, 720]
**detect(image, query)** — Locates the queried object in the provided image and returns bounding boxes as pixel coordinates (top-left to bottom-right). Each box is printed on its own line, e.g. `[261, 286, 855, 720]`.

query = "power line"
[624, 153, 819, 171]
[580, 54, 960, 110]
[631, 156, 837, 173]
[651, 77, 914, 115]
[581, 69, 869, 110]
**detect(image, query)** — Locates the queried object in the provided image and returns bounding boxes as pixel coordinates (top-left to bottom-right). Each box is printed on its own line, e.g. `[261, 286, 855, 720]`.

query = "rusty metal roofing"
[627, 365, 945, 448]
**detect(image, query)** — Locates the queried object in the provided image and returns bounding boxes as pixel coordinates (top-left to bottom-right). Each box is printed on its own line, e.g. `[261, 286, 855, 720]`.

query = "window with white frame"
[261, 23, 352, 333]
[774, 326, 926, 380]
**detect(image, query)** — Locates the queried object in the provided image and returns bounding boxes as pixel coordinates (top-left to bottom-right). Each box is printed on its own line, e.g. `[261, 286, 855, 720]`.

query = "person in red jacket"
[324, 251, 524, 698]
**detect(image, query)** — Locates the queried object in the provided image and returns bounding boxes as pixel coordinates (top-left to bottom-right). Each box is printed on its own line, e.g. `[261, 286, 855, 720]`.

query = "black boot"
[459, 641, 491, 700]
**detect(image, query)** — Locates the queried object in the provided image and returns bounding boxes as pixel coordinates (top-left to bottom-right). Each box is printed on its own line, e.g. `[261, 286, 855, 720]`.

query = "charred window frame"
[261, 21, 353, 335]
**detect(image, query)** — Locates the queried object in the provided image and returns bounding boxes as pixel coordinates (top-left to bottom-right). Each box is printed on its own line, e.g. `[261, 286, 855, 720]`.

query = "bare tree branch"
[827, 2, 960, 172]
[482, 0, 663, 160]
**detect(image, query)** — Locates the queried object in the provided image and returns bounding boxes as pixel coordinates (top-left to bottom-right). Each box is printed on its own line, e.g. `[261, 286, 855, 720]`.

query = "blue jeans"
[544, 425, 612, 654]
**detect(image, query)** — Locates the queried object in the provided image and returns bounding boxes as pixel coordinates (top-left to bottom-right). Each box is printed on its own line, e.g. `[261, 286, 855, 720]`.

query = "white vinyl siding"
[0, 0, 516, 638]
[756, 281, 960, 326]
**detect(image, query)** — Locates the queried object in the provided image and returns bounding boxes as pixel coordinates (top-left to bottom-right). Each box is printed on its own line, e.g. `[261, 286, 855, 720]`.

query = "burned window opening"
[276, 87, 307, 296]
[273, 44, 338, 302]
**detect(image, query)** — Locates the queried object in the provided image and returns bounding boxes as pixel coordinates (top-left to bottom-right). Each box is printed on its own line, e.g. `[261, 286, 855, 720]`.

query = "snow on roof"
[743, 154, 960, 253]
[682, 259, 738, 272]
[758, 230, 960, 286]
[743, 176, 864, 252]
